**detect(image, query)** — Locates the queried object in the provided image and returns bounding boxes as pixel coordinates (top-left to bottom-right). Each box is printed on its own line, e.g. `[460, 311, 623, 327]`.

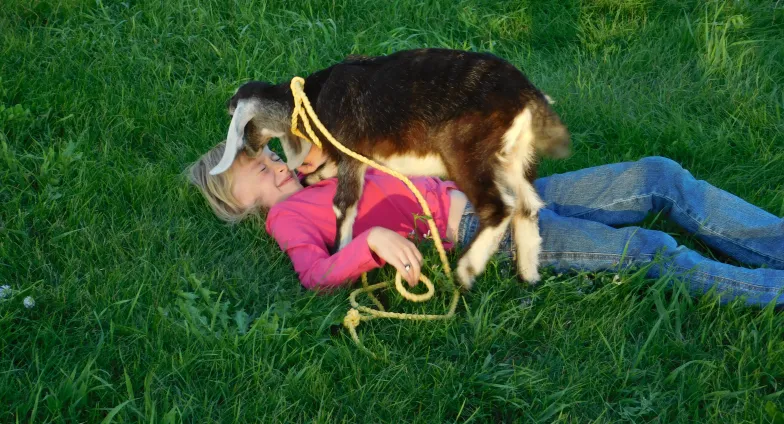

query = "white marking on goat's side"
[376, 154, 448, 177]
[513, 214, 541, 283]
[498, 107, 542, 208]
[337, 204, 358, 251]
[456, 216, 512, 289]
[501, 108, 533, 155]
[333, 205, 343, 220]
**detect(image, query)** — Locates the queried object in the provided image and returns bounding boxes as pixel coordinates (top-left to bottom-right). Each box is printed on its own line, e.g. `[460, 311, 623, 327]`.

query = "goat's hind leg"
[506, 165, 544, 284]
[502, 106, 546, 283]
[512, 197, 543, 284]
[331, 161, 367, 254]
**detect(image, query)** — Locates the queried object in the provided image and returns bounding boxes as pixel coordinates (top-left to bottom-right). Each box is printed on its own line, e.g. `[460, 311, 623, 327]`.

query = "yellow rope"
[289, 76, 461, 355]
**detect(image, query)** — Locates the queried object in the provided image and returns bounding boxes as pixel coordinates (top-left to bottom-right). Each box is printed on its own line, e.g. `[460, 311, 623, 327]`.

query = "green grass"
[1, 0, 784, 422]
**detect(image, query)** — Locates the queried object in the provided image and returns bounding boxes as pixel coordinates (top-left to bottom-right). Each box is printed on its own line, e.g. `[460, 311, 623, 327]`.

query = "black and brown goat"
[210, 48, 571, 289]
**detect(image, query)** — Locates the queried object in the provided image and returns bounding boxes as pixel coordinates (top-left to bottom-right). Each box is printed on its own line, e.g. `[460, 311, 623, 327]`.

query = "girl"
[188, 142, 784, 306]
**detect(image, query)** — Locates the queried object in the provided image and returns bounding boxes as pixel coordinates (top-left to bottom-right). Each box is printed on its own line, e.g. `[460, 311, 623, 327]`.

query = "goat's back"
[313, 48, 567, 158]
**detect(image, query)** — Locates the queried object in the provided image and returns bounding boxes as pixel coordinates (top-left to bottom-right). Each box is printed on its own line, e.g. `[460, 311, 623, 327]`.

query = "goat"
[210, 48, 571, 290]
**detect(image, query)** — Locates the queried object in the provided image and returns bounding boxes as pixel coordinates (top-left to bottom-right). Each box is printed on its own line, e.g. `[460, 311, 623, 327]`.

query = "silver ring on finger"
[404, 263, 411, 272]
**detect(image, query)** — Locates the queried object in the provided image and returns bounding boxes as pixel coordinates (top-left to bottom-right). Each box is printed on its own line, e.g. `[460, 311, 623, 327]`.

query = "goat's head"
[209, 81, 312, 176]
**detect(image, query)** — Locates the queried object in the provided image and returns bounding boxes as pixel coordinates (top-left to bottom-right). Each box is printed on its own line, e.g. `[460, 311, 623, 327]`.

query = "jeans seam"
[667, 264, 782, 293]
[564, 192, 784, 265]
[541, 251, 655, 261]
[541, 251, 780, 293]
[560, 193, 653, 219]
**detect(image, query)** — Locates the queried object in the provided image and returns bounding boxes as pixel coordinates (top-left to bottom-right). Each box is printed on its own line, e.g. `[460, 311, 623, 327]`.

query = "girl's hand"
[367, 227, 424, 287]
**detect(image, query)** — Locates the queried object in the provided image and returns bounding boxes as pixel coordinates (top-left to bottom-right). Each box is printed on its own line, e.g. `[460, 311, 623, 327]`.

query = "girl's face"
[230, 148, 303, 209]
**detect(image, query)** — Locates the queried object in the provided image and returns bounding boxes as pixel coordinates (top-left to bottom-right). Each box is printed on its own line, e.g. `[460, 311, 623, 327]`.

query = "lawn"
[1, 0, 783, 422]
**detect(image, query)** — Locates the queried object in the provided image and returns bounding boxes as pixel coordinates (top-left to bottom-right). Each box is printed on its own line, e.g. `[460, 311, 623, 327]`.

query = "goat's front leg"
[456, 192, 513, 291]
[331, 161, 368, 254]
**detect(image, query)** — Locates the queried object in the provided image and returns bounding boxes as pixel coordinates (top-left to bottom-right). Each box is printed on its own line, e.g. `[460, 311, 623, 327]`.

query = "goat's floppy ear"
[279, 136, 312, 170]
[210, 99, 259, 175]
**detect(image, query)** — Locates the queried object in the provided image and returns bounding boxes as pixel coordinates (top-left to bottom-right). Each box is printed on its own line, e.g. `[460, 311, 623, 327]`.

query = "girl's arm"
[267, 211, 424, 290]
[267, 210, 383, 290]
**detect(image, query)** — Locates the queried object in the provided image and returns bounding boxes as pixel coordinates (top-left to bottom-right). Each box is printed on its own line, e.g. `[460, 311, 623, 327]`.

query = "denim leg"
[537, 209, 784, 307]
[457, 205, 784, 306]
[534, 157, 784, 269]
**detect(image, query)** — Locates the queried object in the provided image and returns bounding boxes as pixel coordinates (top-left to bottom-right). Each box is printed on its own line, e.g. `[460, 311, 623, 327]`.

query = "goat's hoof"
[456, 261, 476, 292]
[518, 268, 541, 285]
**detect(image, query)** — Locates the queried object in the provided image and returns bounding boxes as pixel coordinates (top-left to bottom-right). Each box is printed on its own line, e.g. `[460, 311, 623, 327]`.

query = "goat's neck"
[266, 83, 325, 169]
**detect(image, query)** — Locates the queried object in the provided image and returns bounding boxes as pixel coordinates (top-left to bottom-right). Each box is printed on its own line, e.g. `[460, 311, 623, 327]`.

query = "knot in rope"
[343, 308, 362, 329]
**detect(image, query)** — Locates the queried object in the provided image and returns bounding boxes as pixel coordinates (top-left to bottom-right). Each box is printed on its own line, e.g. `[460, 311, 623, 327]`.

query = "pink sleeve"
[266, 211, 384, 291]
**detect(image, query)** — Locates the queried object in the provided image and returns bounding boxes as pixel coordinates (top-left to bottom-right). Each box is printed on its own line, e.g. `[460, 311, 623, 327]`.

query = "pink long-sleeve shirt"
[265, 169, 458, 290]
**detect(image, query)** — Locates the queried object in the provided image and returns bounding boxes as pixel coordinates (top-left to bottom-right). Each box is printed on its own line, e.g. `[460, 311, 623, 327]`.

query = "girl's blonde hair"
[187, 141, 256, 223]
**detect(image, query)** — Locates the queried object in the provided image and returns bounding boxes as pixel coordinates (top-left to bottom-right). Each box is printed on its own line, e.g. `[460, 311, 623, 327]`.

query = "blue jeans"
[456, 157, 784, 307]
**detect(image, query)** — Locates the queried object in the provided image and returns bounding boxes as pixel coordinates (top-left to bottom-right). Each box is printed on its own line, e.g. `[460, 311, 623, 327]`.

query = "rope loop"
[289, 76, 461, 353]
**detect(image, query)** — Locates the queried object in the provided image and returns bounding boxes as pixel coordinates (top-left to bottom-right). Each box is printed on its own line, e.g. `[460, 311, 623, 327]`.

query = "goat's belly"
[374, 154, 448, 177]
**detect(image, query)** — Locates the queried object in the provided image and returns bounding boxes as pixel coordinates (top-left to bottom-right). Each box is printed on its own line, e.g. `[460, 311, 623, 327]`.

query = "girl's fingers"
[396, 256, 417, 287]
[399, 246, 422, 287]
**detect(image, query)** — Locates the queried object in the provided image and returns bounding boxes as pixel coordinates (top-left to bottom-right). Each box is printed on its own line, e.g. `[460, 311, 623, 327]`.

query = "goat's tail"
[531, 96, 571, 159]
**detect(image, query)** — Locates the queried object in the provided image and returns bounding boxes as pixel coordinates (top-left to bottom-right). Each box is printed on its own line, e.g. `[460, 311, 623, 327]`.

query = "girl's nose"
[274, 162, 290, 175]
[271, 160, 286, 172]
